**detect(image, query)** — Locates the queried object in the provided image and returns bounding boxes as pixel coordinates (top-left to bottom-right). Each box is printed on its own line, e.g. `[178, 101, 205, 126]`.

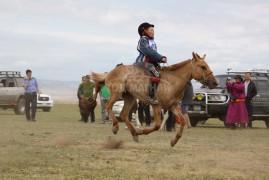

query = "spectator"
[77, 75, 95, 123]
[244, 72, 257, 128]
[165, 110, 176, 131]
[138, 101, 151, 126]
[22, 69, 40, 122]
[100, 85, 110, 123]
[226, 75, 249, 129]
[181, 82, 193, 128]
[78, 76, 85, 121]
[128, 101, 138, 123]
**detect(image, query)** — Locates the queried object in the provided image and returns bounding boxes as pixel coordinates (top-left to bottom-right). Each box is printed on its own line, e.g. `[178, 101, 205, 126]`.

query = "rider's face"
[145, 27, 154, 38]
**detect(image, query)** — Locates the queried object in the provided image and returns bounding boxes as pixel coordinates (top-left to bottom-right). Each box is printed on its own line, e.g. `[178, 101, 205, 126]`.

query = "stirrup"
[148, 97, 159, 105]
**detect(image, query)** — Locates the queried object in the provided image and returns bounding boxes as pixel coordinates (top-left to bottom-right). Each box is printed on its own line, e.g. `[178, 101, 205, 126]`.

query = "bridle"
[190, 59, 213, 85]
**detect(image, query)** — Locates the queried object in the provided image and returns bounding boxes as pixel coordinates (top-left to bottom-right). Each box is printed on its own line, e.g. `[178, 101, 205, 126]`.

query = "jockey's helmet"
[138, 22, 154, 36]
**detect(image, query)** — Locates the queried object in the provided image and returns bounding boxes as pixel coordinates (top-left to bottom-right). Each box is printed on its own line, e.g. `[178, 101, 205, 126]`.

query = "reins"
[159, 58, 213, 85]
[159, 59, 193, 82]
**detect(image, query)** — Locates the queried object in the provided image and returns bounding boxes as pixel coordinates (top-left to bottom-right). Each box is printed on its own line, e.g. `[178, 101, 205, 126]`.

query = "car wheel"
[14, 98, 25, 115]
[190, 118, 199, 127]
[43, 107, 51, 112]
[219, 115, 228, 127]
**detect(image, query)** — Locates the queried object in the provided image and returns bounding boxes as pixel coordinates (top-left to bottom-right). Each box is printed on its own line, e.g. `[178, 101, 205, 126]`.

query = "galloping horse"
[91, 52, 218, 147]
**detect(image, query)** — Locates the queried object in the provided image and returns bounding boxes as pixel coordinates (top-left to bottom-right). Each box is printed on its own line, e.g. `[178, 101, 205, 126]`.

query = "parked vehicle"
[0, 71, 53, 114]
[37, 92, 53, 112]
[188, 69, 269, 128]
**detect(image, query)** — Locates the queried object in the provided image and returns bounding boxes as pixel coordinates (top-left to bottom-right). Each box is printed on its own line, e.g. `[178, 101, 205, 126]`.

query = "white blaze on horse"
[92, 52, 218, 147]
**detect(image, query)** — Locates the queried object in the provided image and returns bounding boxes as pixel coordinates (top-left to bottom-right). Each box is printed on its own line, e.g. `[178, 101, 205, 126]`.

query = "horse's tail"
[91, 72, 108, 83]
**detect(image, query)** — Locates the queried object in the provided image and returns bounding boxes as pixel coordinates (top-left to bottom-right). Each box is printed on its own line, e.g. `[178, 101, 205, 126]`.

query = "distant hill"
[37, 79, 202, 104]
[38, 79, 80, 104]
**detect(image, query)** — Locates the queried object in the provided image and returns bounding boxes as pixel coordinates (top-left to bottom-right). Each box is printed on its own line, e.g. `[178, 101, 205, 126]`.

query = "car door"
[0, 78, 9, 105]
[252, 79, 269, 114]
[5, 77, 20, 105]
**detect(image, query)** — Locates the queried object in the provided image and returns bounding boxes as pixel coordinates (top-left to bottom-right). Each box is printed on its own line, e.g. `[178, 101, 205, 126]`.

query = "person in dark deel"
[244, 72, 257, 128]
[77, 75, 95, 123]
[137, 100, 151, 126]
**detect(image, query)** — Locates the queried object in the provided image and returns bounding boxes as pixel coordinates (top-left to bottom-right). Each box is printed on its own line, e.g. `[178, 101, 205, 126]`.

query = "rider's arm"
[137, 37, 165, 62]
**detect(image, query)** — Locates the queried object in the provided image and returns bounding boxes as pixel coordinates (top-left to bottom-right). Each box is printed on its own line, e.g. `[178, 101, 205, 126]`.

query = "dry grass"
[0, 104, 268, 180]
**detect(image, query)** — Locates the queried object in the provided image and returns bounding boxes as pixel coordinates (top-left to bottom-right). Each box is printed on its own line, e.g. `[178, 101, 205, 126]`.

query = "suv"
[0, 71, 53, 114]
[189, 69, 269, 128]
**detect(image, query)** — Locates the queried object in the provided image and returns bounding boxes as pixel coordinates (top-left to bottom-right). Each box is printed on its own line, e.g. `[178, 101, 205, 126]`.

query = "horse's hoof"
[135, 128, 142, 135]
[112, 127, 118, 134]
[170, 139, 176, 147]
[133, 136, 139, 142]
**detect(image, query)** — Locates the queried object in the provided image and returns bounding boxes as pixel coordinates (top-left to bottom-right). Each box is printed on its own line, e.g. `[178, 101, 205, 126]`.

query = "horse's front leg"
[136, 105, 161, 135]
[169, 105, 186, 147]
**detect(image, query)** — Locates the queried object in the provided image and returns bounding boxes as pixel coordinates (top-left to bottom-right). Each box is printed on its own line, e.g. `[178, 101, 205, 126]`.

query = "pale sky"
[1, 0, 269, 81]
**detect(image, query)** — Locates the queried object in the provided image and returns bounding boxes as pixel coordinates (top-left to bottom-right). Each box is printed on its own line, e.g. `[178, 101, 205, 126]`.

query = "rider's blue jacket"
[135, 36, 165, 65]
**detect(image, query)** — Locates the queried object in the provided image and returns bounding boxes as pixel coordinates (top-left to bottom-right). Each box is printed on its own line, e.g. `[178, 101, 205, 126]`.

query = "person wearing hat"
[135, 22, 167, 104]
[226, 75, 249, 129]
[77, 75, 96, 123]
[244, 72, 257, 128]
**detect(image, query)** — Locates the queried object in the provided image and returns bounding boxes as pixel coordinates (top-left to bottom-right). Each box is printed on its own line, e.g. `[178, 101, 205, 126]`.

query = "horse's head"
[191, 52, 218, 89]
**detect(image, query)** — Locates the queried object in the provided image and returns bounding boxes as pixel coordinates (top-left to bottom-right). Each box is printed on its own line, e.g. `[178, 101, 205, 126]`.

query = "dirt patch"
[103, 136, 123, 149]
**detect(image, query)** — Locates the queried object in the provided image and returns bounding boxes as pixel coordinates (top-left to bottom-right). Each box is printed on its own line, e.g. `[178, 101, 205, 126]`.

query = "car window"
[0, 78, 7, 87]
[255, 80, 268, 92]
[15, 77, 23, 87]
[6, 78, 15, 87]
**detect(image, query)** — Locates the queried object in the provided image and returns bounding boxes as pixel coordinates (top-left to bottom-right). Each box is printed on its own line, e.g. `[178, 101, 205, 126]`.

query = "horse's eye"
[201, 66, 207, 70]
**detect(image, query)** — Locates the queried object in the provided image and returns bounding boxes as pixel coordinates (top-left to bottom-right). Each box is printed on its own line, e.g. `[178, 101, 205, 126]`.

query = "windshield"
[215, 76, 228, 89]
[15, 77, 24, 87]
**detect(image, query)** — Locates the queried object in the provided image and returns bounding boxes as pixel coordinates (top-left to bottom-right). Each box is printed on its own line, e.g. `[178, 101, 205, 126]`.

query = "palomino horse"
[91, 52, 218, 147]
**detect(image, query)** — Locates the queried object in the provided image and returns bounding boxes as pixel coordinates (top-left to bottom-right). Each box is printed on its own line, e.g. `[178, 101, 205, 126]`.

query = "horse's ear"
[192, 52, 199, 60]
[196, 53, 201, 59]
[202, 54, 206, 60]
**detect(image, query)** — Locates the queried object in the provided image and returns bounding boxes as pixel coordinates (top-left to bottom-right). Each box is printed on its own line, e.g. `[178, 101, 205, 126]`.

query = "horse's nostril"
[213, 82, 218, 86]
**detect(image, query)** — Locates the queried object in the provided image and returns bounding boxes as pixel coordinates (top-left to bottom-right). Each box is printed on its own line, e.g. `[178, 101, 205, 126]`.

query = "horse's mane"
[162, 59, 191, 71]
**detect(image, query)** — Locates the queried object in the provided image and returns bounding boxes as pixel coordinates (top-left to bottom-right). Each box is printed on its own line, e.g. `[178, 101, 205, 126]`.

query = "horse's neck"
[162, 60, 192, 82]
[161, 61, 192, 101]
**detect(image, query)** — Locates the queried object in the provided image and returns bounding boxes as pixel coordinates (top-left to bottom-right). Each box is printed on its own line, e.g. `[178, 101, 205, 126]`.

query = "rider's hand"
[161, 57, 167, 63]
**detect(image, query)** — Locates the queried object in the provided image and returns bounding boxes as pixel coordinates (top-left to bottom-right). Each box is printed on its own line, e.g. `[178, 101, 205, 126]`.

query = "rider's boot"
[148, 81, 159, 105]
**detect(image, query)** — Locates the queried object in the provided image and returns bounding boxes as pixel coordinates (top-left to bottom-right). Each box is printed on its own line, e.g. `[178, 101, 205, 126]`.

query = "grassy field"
[0, 104, 268, 180]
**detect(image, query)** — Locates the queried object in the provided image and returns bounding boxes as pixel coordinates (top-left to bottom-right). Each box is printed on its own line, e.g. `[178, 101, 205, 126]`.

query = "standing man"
[77, 76, 85, 121]
[78, 75, 95, 123]
[100, 84, 110, 123]
[22, 69, 39, 122]
[181, 82, 193, 128]
[138, 100, 151, 126]
[244, 72, 257, 128]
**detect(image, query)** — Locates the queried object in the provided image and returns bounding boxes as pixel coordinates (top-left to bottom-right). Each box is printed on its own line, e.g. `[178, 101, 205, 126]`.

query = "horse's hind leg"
[137, 105, 162, 135]
[120, 95, 139, 142]
[106, 93, 121, 134]
[169, 105, 186, 147]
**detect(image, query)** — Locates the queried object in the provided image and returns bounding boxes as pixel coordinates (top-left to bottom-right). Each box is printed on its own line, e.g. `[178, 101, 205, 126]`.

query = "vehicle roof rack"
[0, 71, 22, 77]
[226, 68, 269, 77]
